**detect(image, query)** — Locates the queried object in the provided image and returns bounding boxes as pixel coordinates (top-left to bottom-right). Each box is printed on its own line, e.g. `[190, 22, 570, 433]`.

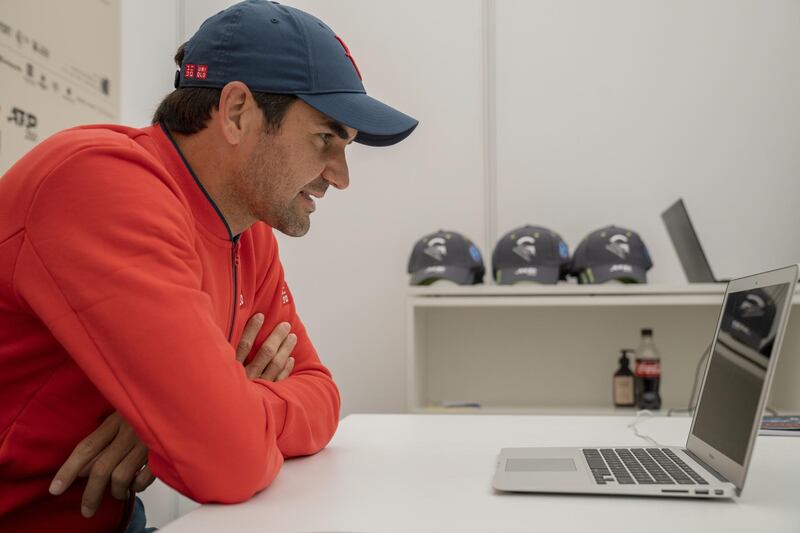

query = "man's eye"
[319, 133, 333, 145]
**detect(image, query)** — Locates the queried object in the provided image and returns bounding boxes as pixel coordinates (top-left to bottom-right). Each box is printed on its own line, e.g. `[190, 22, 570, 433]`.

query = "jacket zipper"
[227, 238, 240, 341]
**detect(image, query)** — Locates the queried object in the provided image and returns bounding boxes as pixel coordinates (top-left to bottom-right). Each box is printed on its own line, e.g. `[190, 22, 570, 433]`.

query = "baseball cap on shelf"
[407, 230, 485, 286]
[570, 225, 653, 284]
[175, 0, 418, 147]
[492, 225, 570, 285]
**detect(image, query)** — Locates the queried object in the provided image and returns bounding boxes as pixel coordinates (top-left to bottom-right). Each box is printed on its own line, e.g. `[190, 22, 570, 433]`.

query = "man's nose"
[322, 150, 350, 190]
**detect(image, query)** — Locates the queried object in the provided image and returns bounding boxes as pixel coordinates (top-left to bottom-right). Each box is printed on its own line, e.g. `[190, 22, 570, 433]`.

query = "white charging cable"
[627, 409, 665, 447]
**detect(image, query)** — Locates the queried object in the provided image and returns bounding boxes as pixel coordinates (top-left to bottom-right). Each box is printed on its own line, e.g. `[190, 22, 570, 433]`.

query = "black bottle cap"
[641, 328, 653, 336]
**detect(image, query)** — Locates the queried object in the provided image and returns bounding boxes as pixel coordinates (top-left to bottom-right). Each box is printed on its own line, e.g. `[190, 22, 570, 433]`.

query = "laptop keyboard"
[582, 448, 709, 485]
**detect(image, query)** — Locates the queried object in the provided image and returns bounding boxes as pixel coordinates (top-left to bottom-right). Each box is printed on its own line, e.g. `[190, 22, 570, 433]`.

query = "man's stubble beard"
[241, 135, 311, 238]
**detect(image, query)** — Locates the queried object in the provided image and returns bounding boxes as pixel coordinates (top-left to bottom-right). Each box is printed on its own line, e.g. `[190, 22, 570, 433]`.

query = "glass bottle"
[613, 349, 636, 407]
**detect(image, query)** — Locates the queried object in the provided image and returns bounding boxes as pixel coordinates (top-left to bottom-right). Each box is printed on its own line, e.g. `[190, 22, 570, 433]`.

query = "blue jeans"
[125, 496, 157, 533]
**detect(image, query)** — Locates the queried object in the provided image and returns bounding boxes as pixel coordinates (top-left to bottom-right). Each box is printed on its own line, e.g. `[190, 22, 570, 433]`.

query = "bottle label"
[635, 360, 661, 378]
[614, 376, 635, 405]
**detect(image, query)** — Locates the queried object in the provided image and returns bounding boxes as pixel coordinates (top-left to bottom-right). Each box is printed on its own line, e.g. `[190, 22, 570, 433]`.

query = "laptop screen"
[661, 199, 716, 283]
[691, 282, 791, 464]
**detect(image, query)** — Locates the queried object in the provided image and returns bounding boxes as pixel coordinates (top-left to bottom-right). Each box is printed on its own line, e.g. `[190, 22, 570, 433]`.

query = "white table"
[161, 414, 800, 532]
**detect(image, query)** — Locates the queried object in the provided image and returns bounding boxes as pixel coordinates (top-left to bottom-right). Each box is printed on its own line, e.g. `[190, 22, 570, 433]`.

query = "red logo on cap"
[196, 64, 208, 80]
[184, 63, 196, 78]
[335, 35, 362, 81]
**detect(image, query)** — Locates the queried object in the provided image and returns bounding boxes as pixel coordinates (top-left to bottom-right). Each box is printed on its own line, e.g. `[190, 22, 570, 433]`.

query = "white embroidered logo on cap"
[606, 234, 630, 259]
[424, 237, 448, 261]
[512, 236, 537, 262]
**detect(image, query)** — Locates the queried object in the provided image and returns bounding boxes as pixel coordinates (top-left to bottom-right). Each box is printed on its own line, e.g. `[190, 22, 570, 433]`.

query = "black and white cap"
[492, 225, 570, 285]
[407, 230, 485, 285]
[570, 225, 653, 284]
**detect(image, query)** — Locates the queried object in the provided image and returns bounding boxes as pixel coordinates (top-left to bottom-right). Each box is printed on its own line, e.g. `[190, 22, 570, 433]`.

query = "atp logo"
[513, 236, 536, 262]
[424, 237, 448, 262]
[606, 234, 630, 259]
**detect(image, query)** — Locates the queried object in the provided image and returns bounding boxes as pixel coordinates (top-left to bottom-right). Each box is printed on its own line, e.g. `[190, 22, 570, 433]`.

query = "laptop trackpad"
[505, 458, 577, 472]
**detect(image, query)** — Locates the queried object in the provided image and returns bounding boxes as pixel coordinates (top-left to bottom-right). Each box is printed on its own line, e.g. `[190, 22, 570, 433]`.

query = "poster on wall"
[0, 0, 120, 175]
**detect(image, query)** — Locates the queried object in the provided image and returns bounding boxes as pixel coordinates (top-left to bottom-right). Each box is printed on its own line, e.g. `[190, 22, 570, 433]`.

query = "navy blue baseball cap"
[407, 230, 485, 286]
[175, 0, 418, 147]
[570, 225, 653, 284]
[492, 225, 570, 285]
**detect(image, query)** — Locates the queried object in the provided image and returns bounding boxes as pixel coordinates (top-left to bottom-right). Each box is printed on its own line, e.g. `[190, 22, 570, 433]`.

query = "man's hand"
[236, 313, 296, 381]
[49, 313, 292, 518]
[49, 412, 154, 518]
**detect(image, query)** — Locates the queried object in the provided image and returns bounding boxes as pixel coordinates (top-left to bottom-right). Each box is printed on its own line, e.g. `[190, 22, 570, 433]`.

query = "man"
[0, 1, 418, 531]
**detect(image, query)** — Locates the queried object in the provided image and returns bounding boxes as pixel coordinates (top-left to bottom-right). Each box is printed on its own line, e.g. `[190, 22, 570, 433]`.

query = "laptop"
[661, 198, 728, 283]
[493, 264, 798, 499]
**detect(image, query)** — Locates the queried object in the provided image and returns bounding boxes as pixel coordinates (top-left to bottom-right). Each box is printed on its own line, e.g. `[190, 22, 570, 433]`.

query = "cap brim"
[589, 264, 648, 284]
[496, 266, 560, 285]
[297, 92, 418, 147]
[410, 266, 475, 286]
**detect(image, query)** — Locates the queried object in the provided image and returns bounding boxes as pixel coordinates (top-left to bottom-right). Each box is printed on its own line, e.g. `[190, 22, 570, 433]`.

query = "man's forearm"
[255, 367, 341, 458]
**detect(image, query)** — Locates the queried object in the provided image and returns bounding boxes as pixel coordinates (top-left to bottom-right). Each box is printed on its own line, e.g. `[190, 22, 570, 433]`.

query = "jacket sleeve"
[242, 232, 341, 459]
[13, 144, 321, 503]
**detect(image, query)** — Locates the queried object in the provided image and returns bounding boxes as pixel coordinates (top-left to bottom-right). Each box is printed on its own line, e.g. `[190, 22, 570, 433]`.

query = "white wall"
[120, 0, 179, 126]
[494, 0, 800, 282]
[121, 0, 800, 527]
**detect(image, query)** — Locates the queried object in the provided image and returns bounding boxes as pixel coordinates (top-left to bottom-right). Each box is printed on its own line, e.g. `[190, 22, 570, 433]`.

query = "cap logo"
[731, 320, 753, 337]
[558, 241, 569, 259]
[513, 236, 536, 262]
[468, 244, 482, 263]
[606, 234, 630, 259]
[514, 267, 539, 276]
[424, 237, 447, 261]
[609, 264, 633, 273]
[335, 35, 363, 81]
[740, 294, 766, 318]
[184, 64, 208, 79]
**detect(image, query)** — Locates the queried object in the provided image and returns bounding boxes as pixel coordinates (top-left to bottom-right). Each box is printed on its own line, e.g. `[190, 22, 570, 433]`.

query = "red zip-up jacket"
[0, 124, 341, 531]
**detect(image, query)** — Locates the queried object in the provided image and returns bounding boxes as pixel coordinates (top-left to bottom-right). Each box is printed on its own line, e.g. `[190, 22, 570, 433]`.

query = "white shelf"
[409, 284, 800, 308]
[406, 284, 800, 415]
[409, 283, 729, 297]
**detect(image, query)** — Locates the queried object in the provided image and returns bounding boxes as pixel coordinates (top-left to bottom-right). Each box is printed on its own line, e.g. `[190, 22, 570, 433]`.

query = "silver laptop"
[661, 198, 728, 283]
[493, 264, 798, 499]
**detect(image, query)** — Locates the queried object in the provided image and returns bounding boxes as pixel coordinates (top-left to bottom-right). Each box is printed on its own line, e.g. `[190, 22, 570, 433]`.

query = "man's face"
[235, 99, 356, 237]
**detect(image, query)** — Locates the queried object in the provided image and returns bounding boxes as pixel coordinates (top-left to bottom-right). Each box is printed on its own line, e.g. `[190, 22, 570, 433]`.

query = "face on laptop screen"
[691, 283, 790, 465]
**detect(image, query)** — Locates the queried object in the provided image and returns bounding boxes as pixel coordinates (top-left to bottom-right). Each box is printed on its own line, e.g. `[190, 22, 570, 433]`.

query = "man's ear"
[217, 81, 255, 146]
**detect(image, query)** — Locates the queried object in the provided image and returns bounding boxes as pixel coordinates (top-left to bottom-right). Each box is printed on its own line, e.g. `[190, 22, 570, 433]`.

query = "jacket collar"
[144, 123, 236, 243]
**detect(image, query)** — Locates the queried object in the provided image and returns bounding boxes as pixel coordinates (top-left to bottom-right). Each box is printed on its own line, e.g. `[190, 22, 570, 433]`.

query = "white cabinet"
[406, 284, 800, 415]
